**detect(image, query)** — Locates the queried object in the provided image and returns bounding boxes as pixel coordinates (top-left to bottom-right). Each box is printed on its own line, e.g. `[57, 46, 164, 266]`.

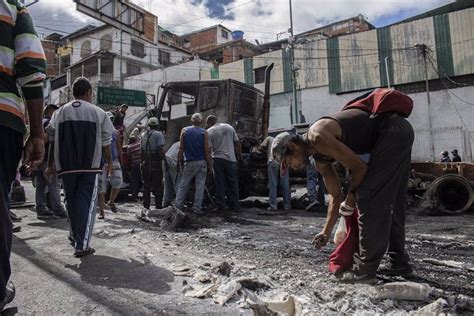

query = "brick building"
[41, 33, 62, 77]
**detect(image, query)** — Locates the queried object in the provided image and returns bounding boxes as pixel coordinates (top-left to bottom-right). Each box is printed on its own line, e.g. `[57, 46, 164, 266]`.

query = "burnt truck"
[138, 64, 275, 199]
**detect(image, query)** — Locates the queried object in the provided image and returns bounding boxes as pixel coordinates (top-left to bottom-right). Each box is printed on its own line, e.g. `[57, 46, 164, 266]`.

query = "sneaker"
[377, 262, 414, 278]
[74, 247, 96, 258]
[12, 225, 21, 233]
[140, 208, 150, 218]
[0, 281, 15, 311]
[37, 209, 54, 218]
[339, 271, 378, 285]
[192, 209, 205, 216]
[283, 205, 292, 211]
[267, 206, 278, 212]
[109, 204, 118, 213]
[53, 211, 67, 219]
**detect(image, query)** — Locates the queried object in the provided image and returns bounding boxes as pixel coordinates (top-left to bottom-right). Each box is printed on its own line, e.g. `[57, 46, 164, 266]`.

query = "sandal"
[110, 204, 118, 213]
[98, 214, 105, 219]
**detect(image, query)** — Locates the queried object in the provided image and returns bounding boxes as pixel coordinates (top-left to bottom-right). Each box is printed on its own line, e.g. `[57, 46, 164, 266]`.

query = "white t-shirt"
[165, 141, 180, 167]
[207, 123, 239, 162]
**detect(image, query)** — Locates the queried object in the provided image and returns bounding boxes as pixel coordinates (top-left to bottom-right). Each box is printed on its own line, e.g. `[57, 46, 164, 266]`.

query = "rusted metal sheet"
[449, 7, 474, 76]
[338, 29, 381, 92]
[253, 50, 285, 94]
[411, 162, 474, 180]
[219, 60, 245, 82]
[297, 40, 329, 89]
[390, 17, 438, 85]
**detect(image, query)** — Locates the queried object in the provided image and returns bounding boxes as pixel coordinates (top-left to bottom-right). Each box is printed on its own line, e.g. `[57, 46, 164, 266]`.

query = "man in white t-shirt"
[206, 115, 241, 211]
[163, 141, 181, 207]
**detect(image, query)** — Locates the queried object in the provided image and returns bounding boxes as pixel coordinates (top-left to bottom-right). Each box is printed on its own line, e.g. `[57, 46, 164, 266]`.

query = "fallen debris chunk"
[194, 270, 213, 283]
[410, 298, 447, 315]
[161, 209, 186, 231]
[422, 258, 474, 272]
[214, 261, 233, 277]
[213, 280, 242, 305]
[375, 282, 431, 301]
[234, 276, 273, 291]
[264, 294, 295, 315]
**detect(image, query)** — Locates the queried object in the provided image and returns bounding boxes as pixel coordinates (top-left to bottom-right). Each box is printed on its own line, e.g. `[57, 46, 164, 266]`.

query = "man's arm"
[103, 145, 113, 176]
[234, 141, 242, 160]
[115, 130, 123, 165]
[177, 129, 185, 172]
[204, 131, 213, 175]
[312, 161, 344, 249]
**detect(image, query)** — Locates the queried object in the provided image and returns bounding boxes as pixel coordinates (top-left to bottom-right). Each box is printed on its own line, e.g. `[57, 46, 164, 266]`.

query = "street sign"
[73, 0, 157, 44]
[97, 87, 146, 107]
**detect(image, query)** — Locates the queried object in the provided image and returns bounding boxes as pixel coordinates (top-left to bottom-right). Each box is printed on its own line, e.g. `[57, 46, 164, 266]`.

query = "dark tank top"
[321, 108, 379, 154]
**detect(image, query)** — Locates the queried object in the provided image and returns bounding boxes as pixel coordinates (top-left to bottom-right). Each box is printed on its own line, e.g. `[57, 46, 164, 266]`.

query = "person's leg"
[34, 165, 49, 214]
[226, 161, 240, 209]
[316, 172, 326, 205]
[98, 193, 106, 218]
[306, 164, 317, 204]
[108, 161, 123, 211]
[213, 158, 227, 209]
[97, 169, 107, 218]
[48, 173, 65, 215]
[163, 162, 174, 207]
[130, 165, 141, 200]
[267, 161, 279, 210]
[280, 170, 291, 210]
[74, 173, 99, 252]
[152, 161, 163, 209]
[193, 161, 208, 212]
[174, 162, 195, 210]
[141, 162, 151, 209]
[353, 116, 414, 276]
[0, 127, 22, 302]
[62, 174, 79, 247]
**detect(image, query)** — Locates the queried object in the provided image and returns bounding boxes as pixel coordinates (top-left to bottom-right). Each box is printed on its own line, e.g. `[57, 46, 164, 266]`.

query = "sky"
[29, 0, 454, 43]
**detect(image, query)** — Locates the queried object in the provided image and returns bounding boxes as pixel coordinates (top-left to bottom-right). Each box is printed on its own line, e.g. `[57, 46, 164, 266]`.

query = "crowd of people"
[440, 149, 462, 162]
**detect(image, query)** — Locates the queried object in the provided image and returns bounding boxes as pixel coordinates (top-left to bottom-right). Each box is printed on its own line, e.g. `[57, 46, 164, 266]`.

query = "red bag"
[328, 209, 359, 275]
[342, 88, 413, 118]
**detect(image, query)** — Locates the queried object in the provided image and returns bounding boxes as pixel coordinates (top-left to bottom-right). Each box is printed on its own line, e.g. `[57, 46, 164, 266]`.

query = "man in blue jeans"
[0, 0, 47, 310]
[174, 113, 213, 214]
[206, 115, 241, 211]
[266, 132, 292, 211]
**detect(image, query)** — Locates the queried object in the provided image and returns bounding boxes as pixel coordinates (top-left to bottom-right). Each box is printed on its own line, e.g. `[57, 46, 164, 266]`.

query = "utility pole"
[417, 43, 435, 161]
[289, 0, 298, 124]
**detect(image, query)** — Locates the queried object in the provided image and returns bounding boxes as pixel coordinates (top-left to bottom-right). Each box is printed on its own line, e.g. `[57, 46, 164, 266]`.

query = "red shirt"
[128, 140, 142, 166]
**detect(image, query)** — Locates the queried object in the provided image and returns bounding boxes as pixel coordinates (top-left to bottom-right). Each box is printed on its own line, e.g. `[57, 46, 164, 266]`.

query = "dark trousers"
[353, 115, 414, 275]
[141, 158, 163, 209]
[62, 173, 98, 251]
[213, 158, 239, 209]
[130, 164, 141, 199]
[0, 127, 22, 301]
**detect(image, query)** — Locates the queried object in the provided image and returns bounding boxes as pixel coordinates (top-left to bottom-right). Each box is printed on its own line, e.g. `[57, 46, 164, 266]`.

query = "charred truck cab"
[152, 64, 274, 199]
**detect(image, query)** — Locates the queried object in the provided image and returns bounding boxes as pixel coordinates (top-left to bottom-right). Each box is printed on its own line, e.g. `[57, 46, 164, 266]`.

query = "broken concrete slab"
[375, 282, 432, 301]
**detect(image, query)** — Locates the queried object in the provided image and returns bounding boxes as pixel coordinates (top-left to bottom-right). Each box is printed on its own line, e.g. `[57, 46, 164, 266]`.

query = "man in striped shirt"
[0, 0, 46, 310]
[127, 133, 142, 200]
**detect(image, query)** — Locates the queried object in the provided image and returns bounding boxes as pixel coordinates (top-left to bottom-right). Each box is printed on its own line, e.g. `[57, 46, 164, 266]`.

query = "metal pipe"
[289, 0, 298, 124]
[428, 174, 474, 215]
[262, 63, 274, 139]
[384, 56, 390, 89]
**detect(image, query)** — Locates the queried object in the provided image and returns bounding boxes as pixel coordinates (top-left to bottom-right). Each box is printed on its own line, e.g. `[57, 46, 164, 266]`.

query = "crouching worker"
[280, 89, 415, 284]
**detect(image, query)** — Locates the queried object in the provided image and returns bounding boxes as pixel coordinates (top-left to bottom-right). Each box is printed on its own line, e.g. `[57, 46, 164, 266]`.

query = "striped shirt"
[0, 0, 46, 133]
[128, 140, 141, 167]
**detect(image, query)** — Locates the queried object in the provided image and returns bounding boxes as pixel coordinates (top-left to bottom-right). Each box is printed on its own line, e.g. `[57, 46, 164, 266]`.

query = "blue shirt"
[183, 126, 206, 161]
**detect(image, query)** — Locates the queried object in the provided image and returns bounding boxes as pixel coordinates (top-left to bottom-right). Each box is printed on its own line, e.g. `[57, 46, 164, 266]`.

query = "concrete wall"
[297, 85, 474, 162]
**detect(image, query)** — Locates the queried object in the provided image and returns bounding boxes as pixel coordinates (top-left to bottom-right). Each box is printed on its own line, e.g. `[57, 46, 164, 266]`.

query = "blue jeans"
[213, 158, 239, 209]
[34, 162, 64, 214]
[307, 163, 325, 205]
[163, 159, 181, 207]
[174, 160, 207, 211]
[268, 160, 291, 209]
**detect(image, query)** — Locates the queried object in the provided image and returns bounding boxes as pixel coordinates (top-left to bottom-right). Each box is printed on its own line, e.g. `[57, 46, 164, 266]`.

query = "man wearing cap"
[268, 132, 292, 212]
[440, 151, 451, 162]
[451, 149, 462, 162]
[34, 104, 67, 219]
[141, 117, 165, 211]
[112, 104, 128, 146]
[279, 98, 414, 284]
[173, 113, 213, 214]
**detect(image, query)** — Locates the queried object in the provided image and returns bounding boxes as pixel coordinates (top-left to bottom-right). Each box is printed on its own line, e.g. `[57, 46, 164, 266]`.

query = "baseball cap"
[148, 117, 159, 126]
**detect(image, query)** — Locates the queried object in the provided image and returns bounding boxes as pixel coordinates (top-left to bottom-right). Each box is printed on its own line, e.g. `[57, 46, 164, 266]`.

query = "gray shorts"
[99, 161, 123, 193]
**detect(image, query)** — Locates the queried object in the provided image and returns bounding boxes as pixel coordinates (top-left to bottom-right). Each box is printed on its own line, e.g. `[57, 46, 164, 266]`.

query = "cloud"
[29, 0, 454, 44]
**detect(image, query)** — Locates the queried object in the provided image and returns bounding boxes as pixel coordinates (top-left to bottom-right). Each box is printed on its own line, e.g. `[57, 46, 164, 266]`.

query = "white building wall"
[216, 26, 232, 44]
[299, 85, 474, 162]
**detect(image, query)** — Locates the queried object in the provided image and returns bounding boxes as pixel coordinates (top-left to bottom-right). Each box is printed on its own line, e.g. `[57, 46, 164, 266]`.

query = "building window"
[254, 66, 266, 84]
[131, 39, 145, 58]
[221, 30, 228, 39]
[126, 62, 141, 77]
[159, 49, 171, 67]
[80, 40, 92, 59]
[100, 34, 113, 51]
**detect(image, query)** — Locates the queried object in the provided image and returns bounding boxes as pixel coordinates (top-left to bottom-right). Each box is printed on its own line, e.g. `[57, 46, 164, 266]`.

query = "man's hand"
[23, 136, 44, 175]
[207, 165, 214, 175]
[312, 232, 329, 249]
